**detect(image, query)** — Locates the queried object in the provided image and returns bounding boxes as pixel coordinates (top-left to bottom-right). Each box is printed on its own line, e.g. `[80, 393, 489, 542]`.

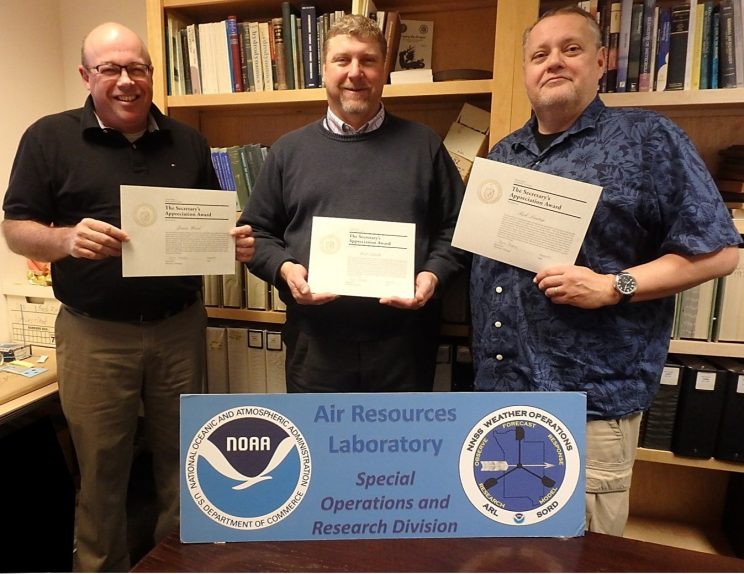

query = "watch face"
[616, 273, 637, 295]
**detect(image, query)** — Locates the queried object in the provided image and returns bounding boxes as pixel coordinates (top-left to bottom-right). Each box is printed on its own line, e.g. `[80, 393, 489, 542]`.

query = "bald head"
[81, 22, 150, 68]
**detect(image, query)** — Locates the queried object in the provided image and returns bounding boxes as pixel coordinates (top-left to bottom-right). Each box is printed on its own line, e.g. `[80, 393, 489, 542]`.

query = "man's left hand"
[380, 271, 439, 310]
[232, 225, 255, 262]
[534, 265, 617, 309]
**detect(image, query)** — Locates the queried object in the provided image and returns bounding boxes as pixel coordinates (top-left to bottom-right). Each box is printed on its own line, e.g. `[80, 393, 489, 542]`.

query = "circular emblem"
[319, 234, 341, 255]
[459, 406, 579, 526]
[185, 406, 311, 530]
[133, 203, 157, 227]
[477, 180, 503, 204]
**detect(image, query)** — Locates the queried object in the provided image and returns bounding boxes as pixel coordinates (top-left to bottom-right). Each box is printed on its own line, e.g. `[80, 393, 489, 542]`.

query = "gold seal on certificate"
[453, 158, 602, 273]
[120, 185, 237, 277]
[133, 203, 157, 227]
[308, 216, 416, 299]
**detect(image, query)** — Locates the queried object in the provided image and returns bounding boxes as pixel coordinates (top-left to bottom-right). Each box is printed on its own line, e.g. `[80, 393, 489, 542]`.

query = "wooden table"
[131, 529, 744, 572]
[0, 347, 57, 423]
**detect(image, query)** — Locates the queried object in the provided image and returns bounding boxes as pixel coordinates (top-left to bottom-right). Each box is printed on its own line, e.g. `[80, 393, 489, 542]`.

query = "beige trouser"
[56, 302, 206, 572]
[584, 412, 642, 536]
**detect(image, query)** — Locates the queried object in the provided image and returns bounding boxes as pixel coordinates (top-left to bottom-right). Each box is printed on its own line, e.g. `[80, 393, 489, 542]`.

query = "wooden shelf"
[206, 307, 286, 324]
[601, 88, 744, 110]
[166, 79, 494, 110]
[668, 339, 744, 358]
[636, 448, 744, 473]
[624, 515, 735, 557]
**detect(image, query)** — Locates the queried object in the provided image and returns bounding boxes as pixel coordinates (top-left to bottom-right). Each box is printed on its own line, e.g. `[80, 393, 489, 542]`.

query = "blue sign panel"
[181, 392, 585, 542]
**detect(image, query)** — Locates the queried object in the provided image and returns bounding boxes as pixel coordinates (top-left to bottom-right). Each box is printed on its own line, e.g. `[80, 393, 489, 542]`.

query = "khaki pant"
[56, 302, 206, 572]
[585, 412, 642, 536]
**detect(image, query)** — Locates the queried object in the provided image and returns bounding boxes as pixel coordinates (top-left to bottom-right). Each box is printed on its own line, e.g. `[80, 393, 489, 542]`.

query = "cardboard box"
[443, 103, 490, 182]
[6, 295, 60, 348]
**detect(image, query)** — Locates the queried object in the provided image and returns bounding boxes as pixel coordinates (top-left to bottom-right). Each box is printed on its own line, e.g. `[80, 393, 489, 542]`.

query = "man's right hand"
[65, 218, 129, 260]
[279, 261, 337, 305]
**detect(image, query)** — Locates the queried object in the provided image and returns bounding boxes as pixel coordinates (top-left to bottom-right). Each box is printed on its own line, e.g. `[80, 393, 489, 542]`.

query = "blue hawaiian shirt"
[470, 97, 741, 419]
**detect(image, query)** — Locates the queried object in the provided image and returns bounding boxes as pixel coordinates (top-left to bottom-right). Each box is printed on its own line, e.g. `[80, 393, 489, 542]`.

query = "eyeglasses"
[87, 62, 152, 79]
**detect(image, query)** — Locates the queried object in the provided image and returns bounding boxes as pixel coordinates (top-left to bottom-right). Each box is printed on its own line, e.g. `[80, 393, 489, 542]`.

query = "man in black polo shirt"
[2, 22, 254, 572]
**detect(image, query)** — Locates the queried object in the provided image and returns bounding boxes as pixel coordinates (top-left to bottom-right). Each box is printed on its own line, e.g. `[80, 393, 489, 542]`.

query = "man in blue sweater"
[240, 14, 467, 393]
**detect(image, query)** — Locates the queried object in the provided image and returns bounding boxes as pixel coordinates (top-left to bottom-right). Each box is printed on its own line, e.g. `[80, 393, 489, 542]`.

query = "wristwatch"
[613, 271, 637, 304]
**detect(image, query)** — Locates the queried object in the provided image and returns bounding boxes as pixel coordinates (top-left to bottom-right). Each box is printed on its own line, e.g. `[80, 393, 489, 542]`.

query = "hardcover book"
[300, 5, 319, 88]
[666, 4, 690, 90]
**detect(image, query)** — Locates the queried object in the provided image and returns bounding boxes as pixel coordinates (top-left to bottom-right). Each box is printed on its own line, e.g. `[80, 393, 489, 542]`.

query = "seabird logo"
[185, 407, 311, 530]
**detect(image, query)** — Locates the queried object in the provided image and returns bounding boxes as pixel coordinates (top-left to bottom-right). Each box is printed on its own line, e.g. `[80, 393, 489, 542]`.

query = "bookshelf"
[147, 0, 743, 554]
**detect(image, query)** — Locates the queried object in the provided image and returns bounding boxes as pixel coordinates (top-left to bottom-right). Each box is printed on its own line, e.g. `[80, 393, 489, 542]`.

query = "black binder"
[671, 355, 727, 458]
[641, 355, 684, 451]
[709, 357, 744, 462]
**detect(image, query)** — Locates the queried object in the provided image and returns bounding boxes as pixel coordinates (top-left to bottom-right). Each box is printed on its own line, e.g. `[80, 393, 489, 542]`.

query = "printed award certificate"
[452, 158, 602, 272]
[308, 216, 416, 299]
[121, 185, 236, 277]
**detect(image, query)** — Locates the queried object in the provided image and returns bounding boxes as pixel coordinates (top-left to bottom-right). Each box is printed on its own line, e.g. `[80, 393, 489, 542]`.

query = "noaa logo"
[185, 406, 311, 530]
[458, 406, 579, 526]
[133, 203, 157, 226]
[478, 180, 502, 204]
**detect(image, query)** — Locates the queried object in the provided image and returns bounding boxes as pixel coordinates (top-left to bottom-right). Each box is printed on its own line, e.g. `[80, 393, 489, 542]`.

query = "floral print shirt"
[470, 97, 741, 419]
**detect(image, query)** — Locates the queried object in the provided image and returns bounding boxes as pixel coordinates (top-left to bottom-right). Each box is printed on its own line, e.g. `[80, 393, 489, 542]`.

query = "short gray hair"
[523, 6, 602, 51]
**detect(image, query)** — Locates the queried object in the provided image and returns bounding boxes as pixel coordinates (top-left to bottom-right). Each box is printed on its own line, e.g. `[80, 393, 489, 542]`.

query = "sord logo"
[185, 407, 311, 530]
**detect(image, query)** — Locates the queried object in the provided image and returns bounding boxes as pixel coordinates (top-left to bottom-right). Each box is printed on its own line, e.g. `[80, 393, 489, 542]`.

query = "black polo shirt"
[3, 96, 221, 320]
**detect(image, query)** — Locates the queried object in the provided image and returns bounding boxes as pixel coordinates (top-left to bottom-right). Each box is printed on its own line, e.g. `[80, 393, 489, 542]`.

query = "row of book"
[581, 0, 744, 93]
[204, 265, 286, 312]
[209, 144, 268, 210]
[166, 3, 409, 96]
[671, 246, 744, 342]
[205, 326, 287, 394]
[717, 144, 744, 200]
[640, 354, 744, 461]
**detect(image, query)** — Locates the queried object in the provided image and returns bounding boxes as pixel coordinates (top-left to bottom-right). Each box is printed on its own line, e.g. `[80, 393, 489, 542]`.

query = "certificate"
[121, 185, 236, 277]
[452, 157, 602, 273]
[308, 216, 416, 298]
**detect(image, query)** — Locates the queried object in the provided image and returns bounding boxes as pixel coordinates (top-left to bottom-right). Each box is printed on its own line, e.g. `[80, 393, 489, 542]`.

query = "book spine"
[627, 3, 644, 91]
[227, 16, 244, 92]
[606, 1, 622, 91]
[638, 0, 656, 91]
[684, 0, 699, 90]
[615, 0, 635, 91]
[238, 22, 255, 92]
[248, 22, 265, 91]
[180, 28, 193, 95]
[186, 24, 202, 94]
[258, 21, 275, 91]
[666, 5, 690, 90]
[711, 5, 720, 89]
[720, 0, 737, 88]
[735, 0, 744, 85]
[654, 6, 671, 90]
[699, 1, 714, 89]
[281, 2, 296, 90]
[272, 18, 289, 90]
[301, 5, 319, 88]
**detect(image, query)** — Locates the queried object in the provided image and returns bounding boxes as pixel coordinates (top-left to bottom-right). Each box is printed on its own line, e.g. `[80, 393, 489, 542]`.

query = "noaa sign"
[181, 392, 585, 542]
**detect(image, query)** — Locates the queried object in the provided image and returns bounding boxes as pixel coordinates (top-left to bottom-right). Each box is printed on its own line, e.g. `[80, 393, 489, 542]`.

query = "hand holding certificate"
[308, 216, 416, 299]
[452, 158, 602, 272]
[121, 185, 237, 277]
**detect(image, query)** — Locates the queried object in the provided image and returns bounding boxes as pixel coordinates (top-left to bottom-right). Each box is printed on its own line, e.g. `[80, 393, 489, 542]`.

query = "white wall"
[0, 0, 146, 341]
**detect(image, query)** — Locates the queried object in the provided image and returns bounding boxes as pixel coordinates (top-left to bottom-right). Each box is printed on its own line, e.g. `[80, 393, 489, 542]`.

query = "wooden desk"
[131, 530, 744, 572]
[0, 348, 57, 423]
